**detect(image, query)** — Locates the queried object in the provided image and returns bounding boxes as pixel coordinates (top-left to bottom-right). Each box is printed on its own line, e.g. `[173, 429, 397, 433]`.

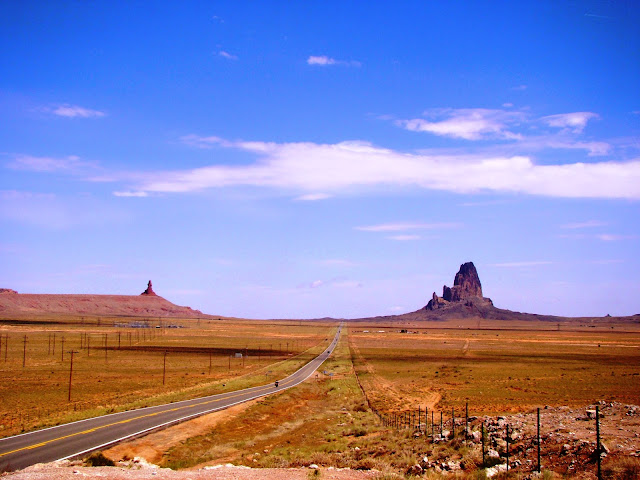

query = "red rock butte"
[0, 282, 205, 318]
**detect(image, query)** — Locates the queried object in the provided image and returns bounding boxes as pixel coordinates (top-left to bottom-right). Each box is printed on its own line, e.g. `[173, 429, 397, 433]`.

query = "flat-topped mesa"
[140, 280, 157, 296]
[426, 262, 492, 310]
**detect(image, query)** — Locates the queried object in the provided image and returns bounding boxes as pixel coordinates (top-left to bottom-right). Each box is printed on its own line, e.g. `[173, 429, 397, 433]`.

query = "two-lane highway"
[0, 325, 342, 471]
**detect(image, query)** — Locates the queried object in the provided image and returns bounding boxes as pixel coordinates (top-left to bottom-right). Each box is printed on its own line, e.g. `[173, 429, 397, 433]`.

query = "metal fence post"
[506, 424, 509, 472]
[596, 405, 602, 480]
[537, 408, 541, 473]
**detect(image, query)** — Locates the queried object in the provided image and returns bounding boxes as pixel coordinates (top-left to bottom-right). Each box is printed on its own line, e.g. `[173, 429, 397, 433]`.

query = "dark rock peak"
[0, 288, 18, 294]
[450, 261, 482, 300]
[426, 262, 490, 311]
[141, 280, 157, 296]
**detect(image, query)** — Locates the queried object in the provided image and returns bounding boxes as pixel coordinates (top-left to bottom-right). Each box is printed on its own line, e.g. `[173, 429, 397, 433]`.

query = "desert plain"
[1, 306, 639, 479]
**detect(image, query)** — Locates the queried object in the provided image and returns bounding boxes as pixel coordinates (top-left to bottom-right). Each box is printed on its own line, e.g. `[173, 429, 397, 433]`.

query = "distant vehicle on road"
[275, 380, 279, 388]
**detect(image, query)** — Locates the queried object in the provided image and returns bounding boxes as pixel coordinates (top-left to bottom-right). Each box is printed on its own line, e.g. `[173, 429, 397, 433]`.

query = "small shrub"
[84, 451, 115, 467]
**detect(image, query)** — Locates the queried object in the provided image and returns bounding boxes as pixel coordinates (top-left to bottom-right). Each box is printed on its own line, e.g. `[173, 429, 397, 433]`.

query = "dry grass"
[0, 317, 334, 437]
[348, 320, 640, 416]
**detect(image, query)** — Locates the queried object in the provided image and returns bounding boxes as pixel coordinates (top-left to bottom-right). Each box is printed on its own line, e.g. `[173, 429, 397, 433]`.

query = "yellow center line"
[0, 383, 275, 458]
[1, 336, 337, 459]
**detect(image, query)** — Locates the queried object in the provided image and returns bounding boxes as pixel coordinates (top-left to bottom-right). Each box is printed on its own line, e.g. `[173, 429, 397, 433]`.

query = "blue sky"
[1, 1, 639, 319]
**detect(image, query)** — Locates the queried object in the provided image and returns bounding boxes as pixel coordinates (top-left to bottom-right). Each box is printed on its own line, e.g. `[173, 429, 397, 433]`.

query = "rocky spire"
[426, 262, 489, 310]
[141, 280, 157, 296]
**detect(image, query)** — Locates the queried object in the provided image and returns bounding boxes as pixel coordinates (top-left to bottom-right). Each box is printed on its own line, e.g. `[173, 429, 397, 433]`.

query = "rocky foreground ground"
[3, 402, 639, 479]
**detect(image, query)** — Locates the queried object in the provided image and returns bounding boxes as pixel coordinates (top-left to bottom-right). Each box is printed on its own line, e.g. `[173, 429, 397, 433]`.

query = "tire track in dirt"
[348, 333, 441, 412]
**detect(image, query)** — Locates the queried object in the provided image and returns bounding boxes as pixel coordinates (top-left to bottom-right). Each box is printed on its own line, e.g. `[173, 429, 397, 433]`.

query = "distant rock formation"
[0, 289, 18, 294]
[141, 280, 157, 296]
[426, 262, 492, 310]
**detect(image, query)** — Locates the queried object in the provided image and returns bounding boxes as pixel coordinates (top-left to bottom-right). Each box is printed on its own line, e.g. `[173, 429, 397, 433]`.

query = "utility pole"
[60, 336, 65, 361]
[68, 350, 79, 401]
[163, 351, 167, 385]
[209, 351, 212, 374]
[22, 334, 27, 367]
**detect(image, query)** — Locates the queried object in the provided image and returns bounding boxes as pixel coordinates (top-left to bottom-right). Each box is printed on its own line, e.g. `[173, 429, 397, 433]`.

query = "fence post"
[482, 422, 486, 468]
[465, 402, 469, 441]
[506, 424, 509, 472]
[537, 408, 541, 473]
[431, 410, 434, 438]
[425, 407, 428, 437]
[440, 411, 443, 437]
[451, 407, 455, 439]
[596, 405, 602, 480]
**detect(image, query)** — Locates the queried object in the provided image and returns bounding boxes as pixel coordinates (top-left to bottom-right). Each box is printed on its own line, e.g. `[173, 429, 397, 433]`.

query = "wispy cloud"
[295, 193, 332, 201]
[511, 85, 528, 91]
[356, 222, 459, 232]
[48, 104, 106, 118]
[489, 261, 552, 267]
[113, 191, 149, 197]
[596, 234, 637, 241]
[218, 50, 238, 60]
[397, 108, 524, 140]
[561, 220, 607, 229]
[301, 278, 362, 289]
[7, 155, 97, 173]
[541, 112, 598, 134]
[307, 55, 361, 67]
[559, 233, 636, 241]
[387, 235, 421, 241]
[123, 135, 640, 199]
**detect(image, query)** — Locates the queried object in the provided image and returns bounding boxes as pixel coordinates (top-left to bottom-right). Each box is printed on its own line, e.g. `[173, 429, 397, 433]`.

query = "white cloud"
[542, 112, 598, 133]
[387, 235, 421, 241]
[307, 55, 361, 67]
[127, 136, 640, 199]
[7, 155, 97, 173]
[489, 261, 552, 267]
[218, 50, 238, 60]
[397, 108, 524, 140]
[295, 193, 332, 201]
[561, 220, 607, 229]
[559, 233, 636, 241]
[50, 104, 105, 118]
[596, 234, 637, 241]
[356, 222, 458, 232]
[511, 85, 528, 91]
[113, 191, 149, 197]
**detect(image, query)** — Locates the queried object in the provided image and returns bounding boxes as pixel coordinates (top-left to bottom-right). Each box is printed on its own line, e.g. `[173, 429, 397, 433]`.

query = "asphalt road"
[0, 325, 342, 472]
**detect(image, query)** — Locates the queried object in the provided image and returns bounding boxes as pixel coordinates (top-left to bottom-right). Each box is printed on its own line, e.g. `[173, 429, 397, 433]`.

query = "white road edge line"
[2, 330, 339, 444]
[55, 331, 340, 462]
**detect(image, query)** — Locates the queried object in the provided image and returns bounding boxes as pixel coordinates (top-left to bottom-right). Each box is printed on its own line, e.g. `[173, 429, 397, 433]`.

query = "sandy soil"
[3, 461, 379, 480]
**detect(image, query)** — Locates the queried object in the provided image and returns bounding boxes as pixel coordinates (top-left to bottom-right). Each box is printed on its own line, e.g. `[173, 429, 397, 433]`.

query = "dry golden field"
[349, 319, 640, 416]
[0, 315, 334, 438]
[2, 314, 640, 478]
